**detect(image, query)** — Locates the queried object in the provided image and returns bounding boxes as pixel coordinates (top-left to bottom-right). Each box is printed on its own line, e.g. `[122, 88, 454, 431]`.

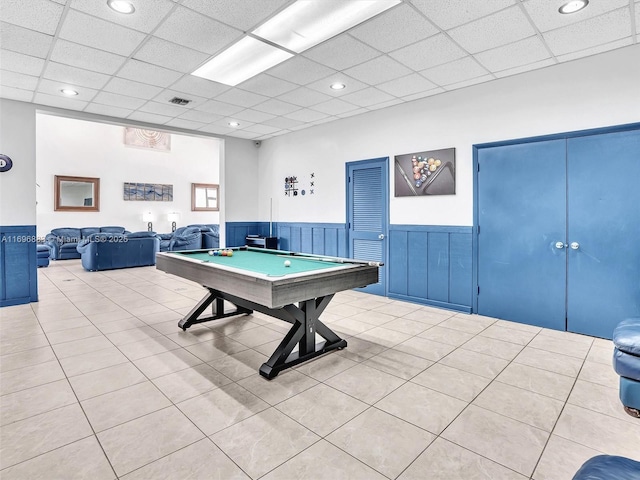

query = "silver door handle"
[555, 242, 566, 249]
[570, 242, 580, 250]
[378, 234, 385, 240]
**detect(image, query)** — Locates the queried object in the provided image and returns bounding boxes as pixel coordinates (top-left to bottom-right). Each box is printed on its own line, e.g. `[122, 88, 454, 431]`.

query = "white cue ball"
[208, 250, 214, 256]
[284, 260, 291, 267]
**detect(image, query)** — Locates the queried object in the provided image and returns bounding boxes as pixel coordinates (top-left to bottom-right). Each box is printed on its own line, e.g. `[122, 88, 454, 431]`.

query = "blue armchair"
[187, 224, 220, 249]
[157, 226, 202, 252]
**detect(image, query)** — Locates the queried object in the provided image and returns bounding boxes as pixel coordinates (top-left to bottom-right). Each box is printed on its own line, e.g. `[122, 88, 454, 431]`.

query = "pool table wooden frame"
[155, 247, 379, 379]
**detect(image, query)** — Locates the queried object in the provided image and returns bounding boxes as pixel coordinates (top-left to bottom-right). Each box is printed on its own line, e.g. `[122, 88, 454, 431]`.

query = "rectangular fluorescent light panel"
[252, 0, 402, 53]
[192, 36, 293, 86]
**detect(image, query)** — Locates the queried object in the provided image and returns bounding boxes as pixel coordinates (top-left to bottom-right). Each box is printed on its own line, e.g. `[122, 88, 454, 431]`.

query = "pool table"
[155, 247, 380, 379]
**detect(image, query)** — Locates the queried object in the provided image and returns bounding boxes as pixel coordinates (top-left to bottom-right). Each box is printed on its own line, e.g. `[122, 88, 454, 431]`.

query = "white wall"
[36, 114, 221, 237]
[258, 44, 640, 227]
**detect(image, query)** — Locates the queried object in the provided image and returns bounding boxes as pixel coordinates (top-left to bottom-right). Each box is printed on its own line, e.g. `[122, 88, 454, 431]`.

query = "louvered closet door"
[347, 157, 388, 296]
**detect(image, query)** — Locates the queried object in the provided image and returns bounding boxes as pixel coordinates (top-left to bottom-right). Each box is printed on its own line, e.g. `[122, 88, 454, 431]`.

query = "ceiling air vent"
[169, 97, 191, 105]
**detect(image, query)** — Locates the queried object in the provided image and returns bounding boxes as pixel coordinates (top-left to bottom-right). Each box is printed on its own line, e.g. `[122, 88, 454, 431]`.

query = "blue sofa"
[45, 226, 129, 260]
[189, 224, 220, 249]
[156, 225, 219, 252]
[573, 455, 640, 479]
[613, 317, 640, 418]
[76, 231, 159, 271]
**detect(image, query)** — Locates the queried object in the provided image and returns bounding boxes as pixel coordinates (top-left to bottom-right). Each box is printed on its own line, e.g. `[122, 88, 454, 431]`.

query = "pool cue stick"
[276, 252, 383, 267]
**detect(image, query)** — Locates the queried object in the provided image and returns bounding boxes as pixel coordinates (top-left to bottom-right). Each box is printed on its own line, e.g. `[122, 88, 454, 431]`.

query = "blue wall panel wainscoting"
[389, 225, 473, 312]
[0, 225, 38, 307]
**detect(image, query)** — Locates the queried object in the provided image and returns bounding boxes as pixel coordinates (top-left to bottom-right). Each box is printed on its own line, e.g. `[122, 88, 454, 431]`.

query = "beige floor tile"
[95, 317, 146, 334]
[325, 363, 405, 404]
[121, 438, 249, 480]
[327, 407, 434, 478]
[586, 344, 614, 365]
[293, 351, 358, 381]
[0, 403, 93, 469]
[105, 326, 164, 346]
[411, 363, 491, 402]
[209, 349, 268, 381]
[59, 346, 129, 377]
[276, 383, 368, 437]
[133, 348, 202, 379]
[164, 326, 218, 347]
[117, 336, 181, 361]
[97, 406, 204, 477]
[376, 382, 467, 434]
[237, 370, 318, 405]
[460, 335, 524, 361]
[418, 325, 475, 346]
[442, 405, 549, 476]
[39, 316, 92, 333]
[373, 302, 420, 317]
[178, 383, 269, 435]
[211, 408, 319, 479]
[324, 303, 367, 318]
[0, 345, 56, 373]
[0, 436, 115, 480]
[567, 379, 634, 423]
[51, 335, 114, 359]
[401, 309, 451, 324]
[479, 324, 538, 345]
[473, 381, 564, 431]
[399, 437, 527, 480]
[0, 360, 65, 395]
[578, 360, 620, 389]
[537, 328, 594, 345]
[69, 362, 147, 400]
[0, 332, 50, 356]
[528, 334, 592, 359]
[440, 348, 509, 379]
[348, 310, 396, 327]
[513, 346, 584, 377]
[227, 325, 284, 348]
[82, 381, 172, 432]
[46, 324, 102, 345]
[152, 363, 232, 403]
[185, 336, 248, 362]
[394, 336, 457, 361]
[0, 379, 77, 426]
[496, 363, 575, 401]
[494, 319, 542, 333]
[355, 325, 412, 348]
[533, 434, 604, 480]
[438, 315, 495, 334]
[335, 336, 387, 363]
[363, 348, 433, 380]
[330, 317, 377, 337]
[261, 439, 387, 480]
[382, 317, 431, 335]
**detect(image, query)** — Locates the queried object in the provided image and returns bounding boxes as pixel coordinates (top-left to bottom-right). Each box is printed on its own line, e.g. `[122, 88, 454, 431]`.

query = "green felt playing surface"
[175, 249, 343, 276]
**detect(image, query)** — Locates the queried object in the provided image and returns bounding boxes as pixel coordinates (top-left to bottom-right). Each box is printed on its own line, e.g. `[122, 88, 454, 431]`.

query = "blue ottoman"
[613, 318, 640, 418]
[37, 244, 50, 267]
[572, 455, 640, 479]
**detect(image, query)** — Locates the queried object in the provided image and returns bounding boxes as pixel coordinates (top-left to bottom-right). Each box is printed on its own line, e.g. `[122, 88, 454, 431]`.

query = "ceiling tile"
[138, 100, 189, 116]
[33, 92, 88, 110]
[84, 103, 135, 118]
[236, 74, 298, 98]
[368, 99, 403, 111]
[389, 34, 467, 71]
[636, 3, 640, 35]
[241, 124, 282, 135]
[69, 0, 175, 34]
[153, 89, 208, 109]
[303, 34, 382, 71]
[410, 0, 516, 30]
[227, 129, 261, 139]
[194, 99, 244, 116]
[267, 57, 337, 85]
[169, 76, 229, 99]
[0, 22, 54, 58]
[0, 85, 34, 102]
[177, 109, 223, 123]
[311, 98, 359, 115]
[421, 56, 490, 86]
[252, 98, 300, 116]
[215, 88, 270, 108]
[339, 87, 396, 108]
[59, 10, 146, 56]
[448, 6, 536, 53]
[93, 91, 148, 109]
[523, 0, 628, 32]
[182, 0, 290, 30]
[350, 4, 439, 53]
[377, 73, 438, 97]
[50, 40, 126, 75]
[134, 37, 210, 73]
[0, 70, 39, 90]
[1, 0, 63, 35]
[104, 77, 164, 100]
[337, 108, 369, 119]
[493, 58, 556, 78]
[127, 111, 172, 124]
[0, 50, 46, 76]
[165, 118, 207, 130]
[443, 73, 494, 90]
[44, 62, 111, 89]
[276, 87, 333, 107]
[543, 8, 632, 56]
[263, 117, 305, 129]
[153, 6, 242, 55]
[556, 37, 633, 63]
[476, 36, 550, 72]
[37, 78, 98, 100]
[209, 117, 254, 129]
[344, 56, 412, 85]
[233, 109, 277, 123]
[401, 88, 444, 102]
[117, 60, 183, 88]
[283, 108, 329, 123]
[305, 74, 369, 97]
[198, 124, 235, 135]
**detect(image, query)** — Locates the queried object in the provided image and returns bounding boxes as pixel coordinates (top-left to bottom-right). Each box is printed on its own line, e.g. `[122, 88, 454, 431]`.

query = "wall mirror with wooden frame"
[54, 175, 100, 212]
[192, 183, 219, 211]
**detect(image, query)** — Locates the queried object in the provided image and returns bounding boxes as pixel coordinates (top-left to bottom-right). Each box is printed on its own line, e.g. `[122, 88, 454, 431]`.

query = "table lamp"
[167, 212, 179, 232]
[142, 211, 154, 231]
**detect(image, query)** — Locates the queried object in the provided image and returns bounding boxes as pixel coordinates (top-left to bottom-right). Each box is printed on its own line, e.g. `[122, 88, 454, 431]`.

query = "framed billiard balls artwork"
[394, 148, 455, 197]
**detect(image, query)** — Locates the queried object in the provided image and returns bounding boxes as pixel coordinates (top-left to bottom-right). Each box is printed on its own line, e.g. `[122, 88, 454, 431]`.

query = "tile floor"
[1, 260, 639, 479]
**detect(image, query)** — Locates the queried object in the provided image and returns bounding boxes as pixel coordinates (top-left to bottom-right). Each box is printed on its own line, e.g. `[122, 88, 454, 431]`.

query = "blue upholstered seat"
[613, 318, 640, 418]
[36, 244, 50, 267]
[572, 455, 640, 479]
[45, 226, 128, 260]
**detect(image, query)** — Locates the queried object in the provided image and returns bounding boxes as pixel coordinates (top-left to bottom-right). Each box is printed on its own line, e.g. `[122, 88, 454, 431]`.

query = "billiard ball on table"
[208, 250, 214, 256]
[284, 260, 291, 267]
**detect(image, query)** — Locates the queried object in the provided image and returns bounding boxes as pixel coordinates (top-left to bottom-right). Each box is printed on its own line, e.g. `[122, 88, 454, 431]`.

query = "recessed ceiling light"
[330, 82, 346, 90]
[558, 0, 588, 14]
[228, 121, 240, 127]
[107, 0, 135, 14]
[60, 88, 78, 96]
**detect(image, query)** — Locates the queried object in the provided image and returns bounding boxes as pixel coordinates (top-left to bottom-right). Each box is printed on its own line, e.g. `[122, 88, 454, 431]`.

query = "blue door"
[476, 140, 567, 330]
[567, 129, 640, 338]
[347, 158, 388, 296]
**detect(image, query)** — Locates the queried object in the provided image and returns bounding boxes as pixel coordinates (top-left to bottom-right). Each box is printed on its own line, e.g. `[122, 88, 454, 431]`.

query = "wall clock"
[0, 154, 13, 173]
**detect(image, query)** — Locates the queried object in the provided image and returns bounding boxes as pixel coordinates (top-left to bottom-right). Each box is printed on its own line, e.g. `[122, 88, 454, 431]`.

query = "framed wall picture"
[394, 148, 455, 196]
[124, 128, 171, 151]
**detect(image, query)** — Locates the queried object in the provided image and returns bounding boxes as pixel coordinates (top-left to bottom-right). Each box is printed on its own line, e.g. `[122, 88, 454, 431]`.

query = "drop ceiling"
[1, 0, 638, 140]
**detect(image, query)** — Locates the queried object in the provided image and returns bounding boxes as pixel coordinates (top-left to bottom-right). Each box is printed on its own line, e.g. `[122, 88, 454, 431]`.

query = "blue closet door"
[567, 129, 640, 338]
[477, 140, 567, 330]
